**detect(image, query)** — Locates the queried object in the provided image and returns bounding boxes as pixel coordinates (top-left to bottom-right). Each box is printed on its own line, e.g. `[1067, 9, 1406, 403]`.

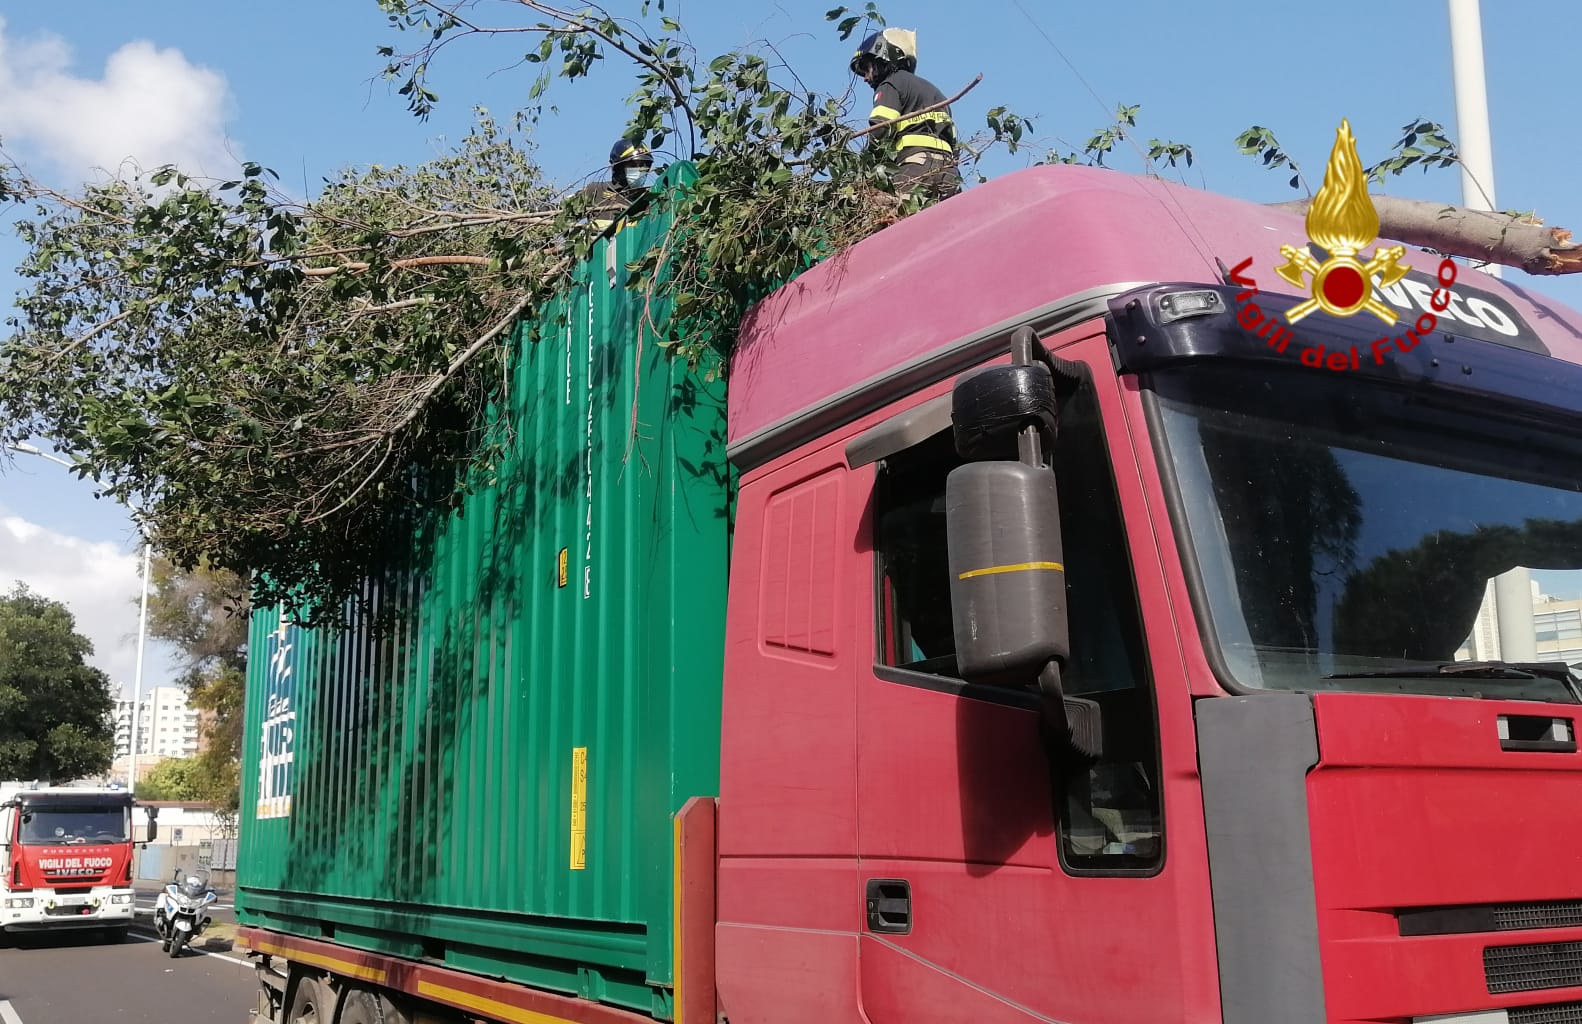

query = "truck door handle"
[1499, 714, 1576, 753]
[865, 879, 911, 935]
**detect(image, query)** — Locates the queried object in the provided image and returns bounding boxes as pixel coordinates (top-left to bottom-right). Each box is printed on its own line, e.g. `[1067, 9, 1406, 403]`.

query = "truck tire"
[286, 975, 331, 1024]
[338, 989, 408, 1024]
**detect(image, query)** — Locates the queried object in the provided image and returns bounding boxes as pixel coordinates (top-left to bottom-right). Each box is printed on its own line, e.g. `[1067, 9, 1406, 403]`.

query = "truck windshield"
[1148, 364, 1582, 703]
[18, 807, 129, 845]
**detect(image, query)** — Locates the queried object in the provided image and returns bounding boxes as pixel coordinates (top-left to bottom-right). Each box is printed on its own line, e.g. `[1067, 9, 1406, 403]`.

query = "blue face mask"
[620, 165, 653, 189]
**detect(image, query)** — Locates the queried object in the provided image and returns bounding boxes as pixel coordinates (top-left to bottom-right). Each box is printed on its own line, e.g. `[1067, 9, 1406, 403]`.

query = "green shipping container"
[236, 163, 732, 1021]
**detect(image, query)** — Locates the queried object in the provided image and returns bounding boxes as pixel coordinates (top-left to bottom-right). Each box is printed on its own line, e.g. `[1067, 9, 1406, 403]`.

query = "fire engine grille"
[1401, 900, 1582, 936]
[1486, 942, 1582, 994]
[1511, 1000, 1582, 1023]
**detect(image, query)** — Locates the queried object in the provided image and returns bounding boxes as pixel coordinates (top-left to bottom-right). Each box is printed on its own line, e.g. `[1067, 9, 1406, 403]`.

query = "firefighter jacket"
[867, 69, 958, 162]
[575, 180, 642, 232]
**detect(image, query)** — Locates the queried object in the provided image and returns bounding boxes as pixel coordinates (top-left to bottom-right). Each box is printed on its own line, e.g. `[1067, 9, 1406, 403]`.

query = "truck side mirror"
[944, 460, 1070, 684]
[945, 332, 1102, 762]
[145, 806, 159, 844]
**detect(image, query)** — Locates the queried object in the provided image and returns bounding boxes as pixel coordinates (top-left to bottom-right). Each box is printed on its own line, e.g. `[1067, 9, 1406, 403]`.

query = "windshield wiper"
[1326, 660, 1582, 701]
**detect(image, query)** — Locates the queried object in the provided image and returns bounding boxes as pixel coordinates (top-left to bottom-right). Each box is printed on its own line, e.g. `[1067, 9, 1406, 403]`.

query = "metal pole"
[3, 443, 157, 782]
[1447, 0, 1500, 268]
[128, 541, 151, 795]
[1449, 0, 1533, 659]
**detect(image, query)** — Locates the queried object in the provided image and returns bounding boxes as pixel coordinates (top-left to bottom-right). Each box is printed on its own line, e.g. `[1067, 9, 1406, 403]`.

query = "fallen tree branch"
[301, 254, 492, 277]
[46, 308, 137, 363]
[349, 296, 438, 315]
[1270, 195, 1582, 276]
[377, 254, 573, 441]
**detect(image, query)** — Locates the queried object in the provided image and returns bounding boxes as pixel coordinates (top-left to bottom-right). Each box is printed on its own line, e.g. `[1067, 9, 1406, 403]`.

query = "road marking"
[0, 999, 23, 1024]
[127, 932, 250, 967]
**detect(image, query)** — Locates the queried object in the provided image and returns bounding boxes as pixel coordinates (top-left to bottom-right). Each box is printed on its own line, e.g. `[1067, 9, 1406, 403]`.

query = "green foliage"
[136, 757, 209, 802]
[1365, 118, 1459, 185]
[0, 584, 115, 781]
[1032, 104, 1193, 180]
[1, 111, 575, 613]
[145, 556, 248, 811]
[2, 2, 1030, 615]
[1235, 125, 1307, 192]
[1236, 117, 1467, 197]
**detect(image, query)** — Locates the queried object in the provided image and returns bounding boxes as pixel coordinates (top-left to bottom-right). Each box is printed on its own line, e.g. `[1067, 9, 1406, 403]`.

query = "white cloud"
[0, 16, 240, 182]
[0, 514, 181, 697]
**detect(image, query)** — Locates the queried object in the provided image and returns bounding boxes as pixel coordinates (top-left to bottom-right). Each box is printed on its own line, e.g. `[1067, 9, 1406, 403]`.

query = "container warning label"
[570, 746, 588, 871]
[558, 547, 568, 588]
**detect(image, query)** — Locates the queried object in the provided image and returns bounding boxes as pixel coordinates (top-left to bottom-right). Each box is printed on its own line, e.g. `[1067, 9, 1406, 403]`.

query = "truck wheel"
[337, 990, 401, 1024]
[286, 975, 330, 1024]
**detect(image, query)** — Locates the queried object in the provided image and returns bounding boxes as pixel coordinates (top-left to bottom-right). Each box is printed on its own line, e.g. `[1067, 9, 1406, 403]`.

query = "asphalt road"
[0, 926, 256, 1023]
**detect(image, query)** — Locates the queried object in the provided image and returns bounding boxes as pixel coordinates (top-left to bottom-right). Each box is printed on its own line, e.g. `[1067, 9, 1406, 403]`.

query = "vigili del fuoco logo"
[1228, 118, 1462, 373]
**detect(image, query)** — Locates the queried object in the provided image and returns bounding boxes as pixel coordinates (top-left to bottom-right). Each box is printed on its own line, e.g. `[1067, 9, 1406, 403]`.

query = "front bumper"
[2, 889, 136, 931]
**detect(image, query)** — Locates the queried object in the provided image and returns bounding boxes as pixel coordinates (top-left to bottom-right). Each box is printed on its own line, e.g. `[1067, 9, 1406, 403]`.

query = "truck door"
[852, 334, 1215, 1024]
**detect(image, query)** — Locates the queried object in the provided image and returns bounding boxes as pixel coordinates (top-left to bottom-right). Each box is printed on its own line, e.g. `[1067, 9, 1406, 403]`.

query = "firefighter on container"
[575, 137, 656, 233]
[850, 29, 962, 202]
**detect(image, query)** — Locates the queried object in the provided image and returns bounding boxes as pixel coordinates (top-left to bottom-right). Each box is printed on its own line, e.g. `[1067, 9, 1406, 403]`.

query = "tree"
[0, 584, 115, 781]
[136, 756, 209, 802]
[0, 2, 1577, 618]
[144, 556, 248, 812]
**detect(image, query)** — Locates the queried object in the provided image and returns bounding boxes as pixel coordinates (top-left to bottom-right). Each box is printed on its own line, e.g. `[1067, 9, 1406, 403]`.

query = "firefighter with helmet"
[575, 137, 656, 232]
[849, 29, 961, 201]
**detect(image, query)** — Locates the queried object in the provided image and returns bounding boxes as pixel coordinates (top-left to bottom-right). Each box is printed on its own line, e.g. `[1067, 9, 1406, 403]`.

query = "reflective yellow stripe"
[898, 133, 954, 153]
[894, 111, 952, 130]
[616, 145, 640, 159]
[870, 104, 901, 121]
[957, 561, 1064, 580]
[248, 940, 388, 984]
[673, 814, 684, 1024]
[414, 981, 576, 1024]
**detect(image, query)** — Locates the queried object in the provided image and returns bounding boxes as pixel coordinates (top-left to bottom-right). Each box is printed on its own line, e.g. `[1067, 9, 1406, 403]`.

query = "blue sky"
[2, 0, 1580, 692]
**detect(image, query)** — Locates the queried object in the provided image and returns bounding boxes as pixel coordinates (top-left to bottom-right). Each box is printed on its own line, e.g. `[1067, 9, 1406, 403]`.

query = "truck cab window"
[874, 378, 1163, 871]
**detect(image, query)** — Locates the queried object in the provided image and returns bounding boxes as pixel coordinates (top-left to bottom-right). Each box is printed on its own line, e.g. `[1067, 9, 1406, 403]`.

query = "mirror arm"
[1037, 664, 1103, 765]
[1012, 325, 1101, 764]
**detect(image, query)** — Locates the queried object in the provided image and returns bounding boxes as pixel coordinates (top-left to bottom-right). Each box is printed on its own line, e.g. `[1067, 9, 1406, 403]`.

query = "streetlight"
[1447, 0, 1536, 663]
[3, 442, 152, 794]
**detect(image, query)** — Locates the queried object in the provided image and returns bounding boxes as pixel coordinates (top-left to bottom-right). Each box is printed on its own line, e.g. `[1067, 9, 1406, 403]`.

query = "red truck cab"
[0, 784, 152, 940]
[713, 165, 1582, 1024]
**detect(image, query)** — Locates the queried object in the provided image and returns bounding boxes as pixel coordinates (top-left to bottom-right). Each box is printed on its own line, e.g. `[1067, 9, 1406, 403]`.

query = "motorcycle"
[153, 869, 217, 958]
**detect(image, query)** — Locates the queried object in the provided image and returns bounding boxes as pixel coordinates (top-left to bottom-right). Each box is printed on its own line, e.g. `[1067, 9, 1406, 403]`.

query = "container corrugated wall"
[236, 164, 731, 1021]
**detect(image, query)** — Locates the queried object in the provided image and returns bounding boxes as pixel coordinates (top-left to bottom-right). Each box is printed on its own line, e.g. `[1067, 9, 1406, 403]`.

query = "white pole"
[1447, 0, 1500, 271]
[1449, 0, 1532, 662]
[128, 541, 151, 795]
[3, 443, 157, 784]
